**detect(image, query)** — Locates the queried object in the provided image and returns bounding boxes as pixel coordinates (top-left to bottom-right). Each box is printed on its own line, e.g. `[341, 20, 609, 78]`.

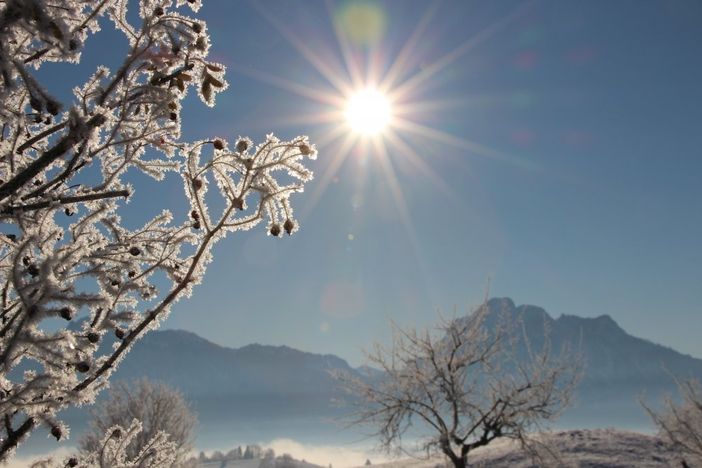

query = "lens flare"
[345, 88, 391, 135]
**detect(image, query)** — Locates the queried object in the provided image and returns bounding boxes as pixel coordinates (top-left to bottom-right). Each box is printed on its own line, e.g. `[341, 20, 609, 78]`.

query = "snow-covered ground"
[361, 429, 679, 468]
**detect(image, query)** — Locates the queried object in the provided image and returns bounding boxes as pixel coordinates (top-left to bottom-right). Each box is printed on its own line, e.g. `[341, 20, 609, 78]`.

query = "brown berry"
[59, 307, 72, 321]
[128, 270, 136, 278]
[192, 178, 203, 190]
[213, 139, 224, 150]
[299, 144, 311, 155]
[87, 332, 100, 344]
[154, 6, 164, 16]
[270, 224, 281, 237]
[46, 100, 60, 116]
[191, 209, 200, 220]
[284, 219, 294, 235]
[110, 279, 120, 286]
[51, 426, 62, 441]
[76, 361, 90, 373]
[29, 96, 42, 112]
[232, 197, 243, 210]
[236, 139, 248, 152]
[68, 458, 78, 467]
[129, 246, 141, 256]
[192, 221, 201, 230]
[169, 112, 177, 121]
[191, 22, 202, 33]
[115, 328, 125, 339]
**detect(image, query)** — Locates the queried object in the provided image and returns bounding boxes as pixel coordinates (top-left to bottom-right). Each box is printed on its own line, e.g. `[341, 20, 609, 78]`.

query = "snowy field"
[356, 429, 679, 468]
[7, 429, 682, 467]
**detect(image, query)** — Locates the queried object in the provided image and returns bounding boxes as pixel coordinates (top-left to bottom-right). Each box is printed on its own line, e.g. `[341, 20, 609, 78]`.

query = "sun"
[345, 88, 392, 135]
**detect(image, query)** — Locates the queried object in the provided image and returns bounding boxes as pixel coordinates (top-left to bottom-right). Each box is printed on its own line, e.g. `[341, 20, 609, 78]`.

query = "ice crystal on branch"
[0, 0, 316, 460]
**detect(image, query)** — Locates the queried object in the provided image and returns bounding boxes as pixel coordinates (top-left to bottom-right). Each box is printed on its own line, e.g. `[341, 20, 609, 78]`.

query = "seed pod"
[59, 307, 72, 321]
[154, 6, 164, 16]
[192, 178, 203, 190]
[191, 22, 202, 33]
[236, 139, 248, 152]
[284, 219, 294, 235]
[190, 209, 200, 220]
[29, 96, 43, 112]
[112, 428, 122, 439]
[192, 221, 201, 230]
[232, 197, 244, 210]
[68, 458, 78, 467]
[76, 361, 90, 373]
[129, 246, 141, 256]
[270, 224, 281, 237]
[128, 270, 136, 278]
[27, 264, 39, 277]
[51, 426, 62, 441]
[213, 139, 224, 150]
[299, 144, 311, 155]
[169, 112, 177, 121]
[115, 328, 125, 340]
[87, 332, 100, 344]
[46, 100, 61, 116]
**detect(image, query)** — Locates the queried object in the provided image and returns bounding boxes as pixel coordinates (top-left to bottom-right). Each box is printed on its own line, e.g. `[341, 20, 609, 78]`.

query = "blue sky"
[76, 0, 702, 365]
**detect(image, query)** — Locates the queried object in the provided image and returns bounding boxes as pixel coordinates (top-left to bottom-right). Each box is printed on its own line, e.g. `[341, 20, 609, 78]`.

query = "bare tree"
[643, 378, 702, 468]
[79, 378, 196, 466]
[0, 0, 315, 460]
[344, 303, 579, 468]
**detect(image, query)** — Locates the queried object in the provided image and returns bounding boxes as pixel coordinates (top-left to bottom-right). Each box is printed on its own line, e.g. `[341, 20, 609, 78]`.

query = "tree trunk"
[442, 448, 468, 468]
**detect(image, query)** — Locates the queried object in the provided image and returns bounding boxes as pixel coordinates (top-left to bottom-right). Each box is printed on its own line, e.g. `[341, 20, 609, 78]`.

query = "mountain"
[483, 297, 702, 427]
[485, 297, 702, 385]
[111, 330, 356, 399]
[58, 298, 702, 437]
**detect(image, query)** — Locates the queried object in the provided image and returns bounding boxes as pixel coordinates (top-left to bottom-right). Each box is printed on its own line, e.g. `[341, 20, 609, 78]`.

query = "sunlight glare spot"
[346, 88, 391, 135]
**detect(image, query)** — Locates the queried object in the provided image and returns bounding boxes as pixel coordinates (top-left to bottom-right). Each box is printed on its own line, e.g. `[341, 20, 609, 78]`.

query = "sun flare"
[345, 88, 391, 135]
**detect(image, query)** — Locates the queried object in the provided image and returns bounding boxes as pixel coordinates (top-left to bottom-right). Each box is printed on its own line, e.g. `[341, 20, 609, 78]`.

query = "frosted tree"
[0, 0, 316, 460]
[79, 379, 196, 466]
[343, 303, 579, 468]
[643, 378, 702, 468]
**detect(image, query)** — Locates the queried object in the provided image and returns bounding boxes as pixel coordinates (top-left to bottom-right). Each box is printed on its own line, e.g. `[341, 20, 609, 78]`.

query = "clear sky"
[86, 0, 701, 366]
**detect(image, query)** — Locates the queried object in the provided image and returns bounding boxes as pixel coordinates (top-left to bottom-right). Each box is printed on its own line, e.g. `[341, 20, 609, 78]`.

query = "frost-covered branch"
[0, 0, 316, 460]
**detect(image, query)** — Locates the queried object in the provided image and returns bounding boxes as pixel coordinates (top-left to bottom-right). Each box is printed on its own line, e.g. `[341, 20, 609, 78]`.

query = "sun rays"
[243, 1, 534, 237]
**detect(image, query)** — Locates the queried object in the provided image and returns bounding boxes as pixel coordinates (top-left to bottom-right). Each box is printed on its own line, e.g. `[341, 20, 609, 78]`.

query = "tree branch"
[2, 189, 129, 214]
[0, 114, 105, 203]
